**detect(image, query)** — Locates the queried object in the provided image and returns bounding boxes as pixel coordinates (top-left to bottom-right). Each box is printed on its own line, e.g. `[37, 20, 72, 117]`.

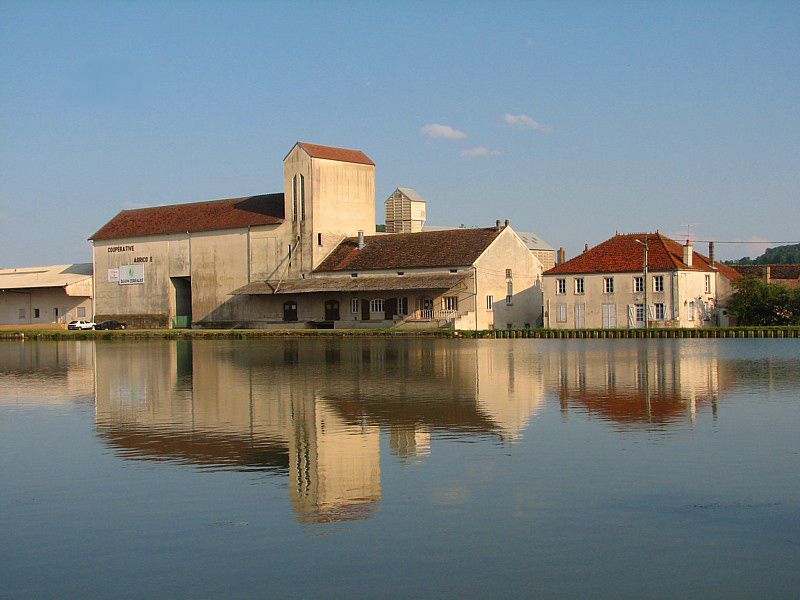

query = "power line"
[693, 240, 800, 244]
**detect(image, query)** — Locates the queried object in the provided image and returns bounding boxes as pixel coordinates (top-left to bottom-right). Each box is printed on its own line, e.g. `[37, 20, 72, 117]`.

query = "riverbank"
[1, 326, 798, 340]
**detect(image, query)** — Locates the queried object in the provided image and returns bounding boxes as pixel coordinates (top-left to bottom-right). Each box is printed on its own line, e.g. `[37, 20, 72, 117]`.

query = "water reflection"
[6, 338, 788, 524]
[540, 342, 732, 430]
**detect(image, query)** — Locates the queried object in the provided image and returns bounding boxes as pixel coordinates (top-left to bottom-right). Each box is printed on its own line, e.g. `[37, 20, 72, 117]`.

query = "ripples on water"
[1, 338, 799, 598]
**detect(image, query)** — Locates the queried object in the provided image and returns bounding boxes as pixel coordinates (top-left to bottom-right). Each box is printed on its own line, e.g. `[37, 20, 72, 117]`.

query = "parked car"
[95, 320, 127, 330]
[67, 320, 96, 330]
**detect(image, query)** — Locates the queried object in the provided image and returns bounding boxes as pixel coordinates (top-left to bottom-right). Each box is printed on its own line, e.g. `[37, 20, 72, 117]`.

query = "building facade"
[542, 233, 740, 329]
[0, 264, 93, 328]
[91, 142, 543, 330]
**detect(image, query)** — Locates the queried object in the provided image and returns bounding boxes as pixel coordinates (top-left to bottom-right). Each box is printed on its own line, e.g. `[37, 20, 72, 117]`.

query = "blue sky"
[1, 0, 798, 267]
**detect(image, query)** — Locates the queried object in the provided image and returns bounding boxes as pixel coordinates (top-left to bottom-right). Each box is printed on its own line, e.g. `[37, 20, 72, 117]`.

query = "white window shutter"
[627, 304, 635, 328]
[648, 304, 655, 320]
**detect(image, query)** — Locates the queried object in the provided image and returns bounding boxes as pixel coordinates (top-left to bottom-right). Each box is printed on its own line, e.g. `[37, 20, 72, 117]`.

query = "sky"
[1, 0, 798, 267]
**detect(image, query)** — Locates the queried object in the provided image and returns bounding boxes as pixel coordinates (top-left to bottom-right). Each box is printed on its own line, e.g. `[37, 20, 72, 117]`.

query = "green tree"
[725, 277, 800, 326]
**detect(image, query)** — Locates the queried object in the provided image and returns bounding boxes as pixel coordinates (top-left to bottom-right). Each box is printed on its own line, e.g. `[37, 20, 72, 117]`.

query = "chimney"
[495, 219, 501, 232]
[708, 242, 716, 269]
[504, 219, 510, 228]
[683, 240, 693, 267]
[557, 247, 566, 265]
[357, 230, 365, 249]
[584, 243, 589, 253]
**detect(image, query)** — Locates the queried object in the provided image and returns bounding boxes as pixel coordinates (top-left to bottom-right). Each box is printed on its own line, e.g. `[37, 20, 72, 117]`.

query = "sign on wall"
[119, 264, 144, 285]
[107, 268, 119, 282]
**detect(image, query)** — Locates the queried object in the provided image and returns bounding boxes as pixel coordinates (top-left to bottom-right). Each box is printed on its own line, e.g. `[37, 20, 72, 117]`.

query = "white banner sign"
[107, 268, 119, 282]
[119, 264, 144, 285]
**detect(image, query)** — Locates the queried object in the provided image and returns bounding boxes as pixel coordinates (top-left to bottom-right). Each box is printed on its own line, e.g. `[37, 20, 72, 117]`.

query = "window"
[634, 276, 644, 293]
[33, 308, 40, 319]
[351, 298, 359, 314]
[688, 301, 695, 321]
[505, 269, 512, 278]
[370, 298, 384, 313]
[77, 307, 86, 318]
[351, 273, 358, 277]
[705, 275, 711, 294]
[450, 269, 458, 273]
[486, 295, 493, 310]
[653, 275, 664, 292]
[397, 271, 404, 276]
[655, 303, 666, 320]
[506, 323, 513, 330]
[18, 308, 25, 319]
[398, 297, 408, 315]
[604, 277, 614, 294]
[635, 303, 645, 323]
[556, 278, 566, 295]
[444, 296, 458, 311]
[574, 278, 584, 294]
[292, 175, 298, 221]
[288, 244, 292, 265]
[317, 233, 322, 246]
[556, 303, 567, 322]
[506, 281, 513, 305]
[300, 174, 305, 220]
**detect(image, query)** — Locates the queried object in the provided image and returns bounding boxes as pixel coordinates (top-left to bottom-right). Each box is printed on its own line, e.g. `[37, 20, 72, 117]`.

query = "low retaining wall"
[2, 327, 798, 341]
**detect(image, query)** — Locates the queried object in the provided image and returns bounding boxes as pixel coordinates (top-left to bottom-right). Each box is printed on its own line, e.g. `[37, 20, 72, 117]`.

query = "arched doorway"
[324, 299, 340, 320]
[283, 301, 298, 322]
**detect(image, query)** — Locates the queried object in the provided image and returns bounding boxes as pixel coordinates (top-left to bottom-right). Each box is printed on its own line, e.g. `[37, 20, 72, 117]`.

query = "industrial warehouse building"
[91, 142, 545, 329]
[0, 263, 93, 328]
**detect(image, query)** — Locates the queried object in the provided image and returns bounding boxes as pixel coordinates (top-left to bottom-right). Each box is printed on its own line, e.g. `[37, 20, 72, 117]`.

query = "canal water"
[1, 338, 798, 598]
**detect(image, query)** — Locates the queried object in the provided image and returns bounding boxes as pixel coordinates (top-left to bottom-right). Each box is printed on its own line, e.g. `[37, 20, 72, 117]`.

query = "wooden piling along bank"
[1, 327, 798, 341]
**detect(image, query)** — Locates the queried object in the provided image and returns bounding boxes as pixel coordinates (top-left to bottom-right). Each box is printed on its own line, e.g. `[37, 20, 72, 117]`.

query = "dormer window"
[351, 273, 358, 278]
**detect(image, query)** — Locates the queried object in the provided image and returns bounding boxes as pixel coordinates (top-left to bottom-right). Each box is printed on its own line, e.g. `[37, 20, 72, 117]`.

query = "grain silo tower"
[384, 187, 426, 233]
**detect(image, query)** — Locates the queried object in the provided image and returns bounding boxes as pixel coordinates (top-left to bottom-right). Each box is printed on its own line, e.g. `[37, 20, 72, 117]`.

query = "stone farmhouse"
[542, 232, 741, 329]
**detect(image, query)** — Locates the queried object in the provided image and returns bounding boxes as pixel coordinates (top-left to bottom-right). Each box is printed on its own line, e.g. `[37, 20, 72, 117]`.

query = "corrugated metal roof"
[395, 187, 425, 202]
[516, 231, 554, 252]
[231, 273, 469, 295]
[90, 194, 284, 241]
[316, 228, 501, 272]
[0, 263, 92, 290]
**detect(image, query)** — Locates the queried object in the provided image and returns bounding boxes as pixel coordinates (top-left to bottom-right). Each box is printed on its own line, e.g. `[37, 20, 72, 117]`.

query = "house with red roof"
[542, 232, 741, 329]
[91, 142, 544, 329]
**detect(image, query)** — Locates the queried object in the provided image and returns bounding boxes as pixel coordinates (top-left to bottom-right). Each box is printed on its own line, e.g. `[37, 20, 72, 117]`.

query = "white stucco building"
[542, 232, 741, 329]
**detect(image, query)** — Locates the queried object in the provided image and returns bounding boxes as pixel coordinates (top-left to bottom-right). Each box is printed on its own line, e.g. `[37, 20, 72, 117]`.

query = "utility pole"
[636, 236, 649, 328]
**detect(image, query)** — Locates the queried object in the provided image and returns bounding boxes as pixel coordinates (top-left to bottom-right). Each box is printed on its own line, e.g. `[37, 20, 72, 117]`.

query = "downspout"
[246, 225, 251, 283]
[474, 265, 478, 331]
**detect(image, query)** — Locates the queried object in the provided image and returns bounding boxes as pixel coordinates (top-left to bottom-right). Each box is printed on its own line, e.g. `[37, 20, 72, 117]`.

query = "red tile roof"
[90, 194, 284, 241]
[292, 142, 374, 166]
[545, 232, 739, 277]
[315, 228, 502, 272]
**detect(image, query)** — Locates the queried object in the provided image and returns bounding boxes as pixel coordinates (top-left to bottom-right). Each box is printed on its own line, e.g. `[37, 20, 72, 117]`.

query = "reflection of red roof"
[316, 227, 502, 272]
[562, 390, 712, 428]
[90, 194, 284, 240]
[545, 233, 729, 275]
[291, 142, 374, 166]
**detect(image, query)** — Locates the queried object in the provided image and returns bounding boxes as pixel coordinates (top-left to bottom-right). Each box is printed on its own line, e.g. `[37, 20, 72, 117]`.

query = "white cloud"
[503, 113, 552, 133]
[421, 123, 466, 139]
[460, 146, 500, 160]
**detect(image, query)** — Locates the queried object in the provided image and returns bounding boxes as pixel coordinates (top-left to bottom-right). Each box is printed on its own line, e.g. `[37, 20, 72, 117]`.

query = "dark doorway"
[171, 277, 192, 328]
[283, 301, 298, 322]
[384, 298, 397, 320]
[361, 299, 370, 321]
[324, 300, 340, 321]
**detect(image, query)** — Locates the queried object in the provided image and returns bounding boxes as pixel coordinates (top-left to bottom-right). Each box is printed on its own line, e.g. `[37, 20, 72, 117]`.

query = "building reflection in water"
[542, 342, 728, 429]
[3, 338, 733, 523]
[91, 339, 545, 523]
